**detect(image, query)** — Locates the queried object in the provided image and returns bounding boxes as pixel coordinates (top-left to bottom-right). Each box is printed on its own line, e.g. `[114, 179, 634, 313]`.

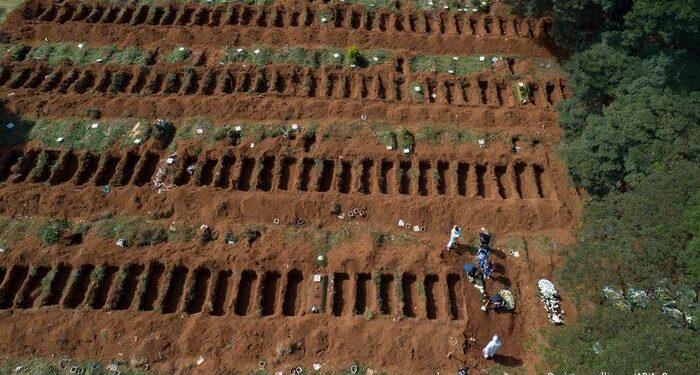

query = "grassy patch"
[181, 120, 299, 146]
[175, 117, 217, 143]
[4, 42, 147, 66]
[369, 123, 398, 150]
[398, 128, 415, 152]
[320, 122, 362, 141]
[412, 0, 488, 12]
[0, 116, 150, 151]
[172, 0, 274, 4]
[410, 54, 505, 76]
[0, 217, 36, 250]
[415, 124, 486, 146]
[416, 126, 445, 145]
[0, 0, 23, 24]
[164, 47, 193, 63]
[168, 222, 197, 243]
[95, 215, 167, 247]
[222, 45, 389, 68]
[39, 218, 70, 246]
[0, 357, 148, 375]
[446, 128, 484, 145]
[409, 82, 425, 100]
[285, 223, 356, 264]
[370, 228, 415, 248]
[317, 10, 334, 26]
[343, 0, 396, 10]
[240, 123, 284, 143]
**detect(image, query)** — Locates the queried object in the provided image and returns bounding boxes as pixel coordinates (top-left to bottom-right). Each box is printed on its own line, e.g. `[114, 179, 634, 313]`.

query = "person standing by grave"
[476, 245, 489, 269]
[482, 335, 502, 359]
[447, 225, 462, 251]
[482, 261, 494, 280]
[479, 227, 491, 247]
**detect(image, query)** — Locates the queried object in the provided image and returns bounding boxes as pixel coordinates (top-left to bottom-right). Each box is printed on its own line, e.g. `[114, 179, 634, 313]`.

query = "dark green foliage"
[680, 191, 700, 281]
[346, 45, 361, 66]
[152, 119, 174, 148]
[39, 218, 70, 246]
[9, 45, 26, 61]
[506, 0, 700, 372]
[560, 87, 700, 196]
[133, 227, 168, 246]
[560, 163, 700, 293]
[371, 230, 385, 247]
[223, 230, 236, 244]
[164, 73, 179, 93]
[545, 305, 700, 374]
[398, 128, 415, 151]
[85, 108, 101, 119]
[109, 71, 128, 93]
[506, 0, 698, 54]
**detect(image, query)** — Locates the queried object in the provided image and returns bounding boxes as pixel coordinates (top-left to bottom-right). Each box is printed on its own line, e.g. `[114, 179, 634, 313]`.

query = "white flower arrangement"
[538, 279, 564, 324]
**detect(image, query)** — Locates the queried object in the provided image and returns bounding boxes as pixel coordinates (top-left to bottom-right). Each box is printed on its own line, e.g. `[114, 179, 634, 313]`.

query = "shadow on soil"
[0, 101, 33, 149]
[493, 354, 524, 366]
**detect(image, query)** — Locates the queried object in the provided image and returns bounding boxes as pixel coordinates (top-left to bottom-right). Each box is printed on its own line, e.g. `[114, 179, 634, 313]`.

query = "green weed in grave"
[39, 269, 57, 301]
[409, 82, 425, 100]
[39, 218, 70, 246]
[90, 266, 106, 283]
[398, 128, 415, 151]
[317, 10, 334, 26]
[346, 45, 361, 66]
[416, 126, 445, 145]
[164, 47, 192, 63]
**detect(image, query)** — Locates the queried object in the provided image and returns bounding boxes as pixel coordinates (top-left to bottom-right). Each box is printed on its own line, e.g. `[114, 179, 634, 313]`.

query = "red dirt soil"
[0, 1, 580, 374]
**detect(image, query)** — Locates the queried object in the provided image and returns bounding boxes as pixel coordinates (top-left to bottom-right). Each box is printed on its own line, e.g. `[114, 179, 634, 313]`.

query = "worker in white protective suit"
[482, 335, 502, 359]
[446, 225, 462, 250]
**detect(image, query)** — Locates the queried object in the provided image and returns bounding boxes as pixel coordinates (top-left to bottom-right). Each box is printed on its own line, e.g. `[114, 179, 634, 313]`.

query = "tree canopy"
[505, 0, 700, 372]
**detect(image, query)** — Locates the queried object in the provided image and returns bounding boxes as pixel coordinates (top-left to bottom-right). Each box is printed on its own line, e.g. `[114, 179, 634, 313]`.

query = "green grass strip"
[222, 46, 390, 68]
[0, 0, 24, 24]
[0, 42, 145, 66]
[0, 116, 150, 151]
[410, 54, 507, 76]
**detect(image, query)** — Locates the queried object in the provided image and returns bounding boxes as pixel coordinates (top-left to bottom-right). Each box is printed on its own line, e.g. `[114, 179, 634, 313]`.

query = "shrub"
[133, 227, 168, 246]
[85, 108, 101, 119]
[9, 45, 26, 61]
[40, 218, 70, 246]
[164, 73, 179, 93]
[371, 230, 385, 247]
[90, 266, 106, 283]
[109, 71, 128, 93]
[224, 230, 236, 244]
[330, 201, 341, 215]
[165, 47, 192, 63]
[152, 119, 174, 144]
[198, 226, 214, 245]
[346, 45, 361, 66]
[398, 128, 415, 151]
[303, 73, 315, 96]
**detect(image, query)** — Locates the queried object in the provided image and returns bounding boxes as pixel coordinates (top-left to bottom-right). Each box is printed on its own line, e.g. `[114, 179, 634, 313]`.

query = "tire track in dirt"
[3, 0, 557, 57]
